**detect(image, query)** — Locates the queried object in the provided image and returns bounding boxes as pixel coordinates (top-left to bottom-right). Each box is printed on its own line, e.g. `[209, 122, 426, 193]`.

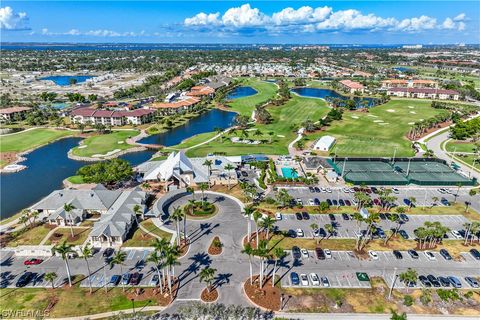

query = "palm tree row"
[242, 241, 286, 288]
[147, 238, 182, 295]
[414, 221, 450, 249]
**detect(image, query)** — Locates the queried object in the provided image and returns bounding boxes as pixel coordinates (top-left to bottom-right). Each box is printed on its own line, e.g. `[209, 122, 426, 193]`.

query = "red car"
[24, 258, 43, 266]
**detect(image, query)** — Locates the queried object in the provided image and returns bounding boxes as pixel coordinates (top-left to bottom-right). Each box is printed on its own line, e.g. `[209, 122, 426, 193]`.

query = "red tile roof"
[339, 80, 364, 89]
[0, 106, 31, 114]
[388, 88, 459, 95]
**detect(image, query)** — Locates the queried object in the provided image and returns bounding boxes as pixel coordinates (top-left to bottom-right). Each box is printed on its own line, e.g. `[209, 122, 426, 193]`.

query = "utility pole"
[388, 267, 398, 300]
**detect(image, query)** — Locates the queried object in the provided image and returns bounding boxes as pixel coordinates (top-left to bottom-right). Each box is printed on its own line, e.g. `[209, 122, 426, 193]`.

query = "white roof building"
[313, 136, 336, 151]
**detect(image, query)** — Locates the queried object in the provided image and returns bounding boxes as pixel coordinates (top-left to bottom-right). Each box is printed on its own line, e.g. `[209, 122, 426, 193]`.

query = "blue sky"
[1, 1, 479, 44]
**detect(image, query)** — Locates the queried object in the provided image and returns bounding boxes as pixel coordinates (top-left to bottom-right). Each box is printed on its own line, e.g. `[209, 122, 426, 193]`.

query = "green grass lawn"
[445, 140, 477, 153]
[123, 220, 172, 247]
[185, 94, 330, 156]
[67, 175, 85, 184]
[6, 224, 52, 247]
[226, 78, 278, 116]
[0, 128, 73, 153]
[71, 130, 139, 158]
[315, 99, 448, 157]
[44, 227, 91, 245]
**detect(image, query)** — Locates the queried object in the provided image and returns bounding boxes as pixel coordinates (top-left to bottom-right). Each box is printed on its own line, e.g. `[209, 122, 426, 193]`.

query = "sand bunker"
[378, 123, 390, 125]
[410, 111, 416, 114]
[408, 122, 415, 125]
[78, 145, 87, 149]
[373, 120, 384, 123]
[277, 135, 285, 138]
[408, 106, 414, 109]
[386, 109, 396, 113]
[92, 149, 121, 158]
[351, 116, 359, 119]
[367, 115, 378, 118]
[118, 141, 124, 144]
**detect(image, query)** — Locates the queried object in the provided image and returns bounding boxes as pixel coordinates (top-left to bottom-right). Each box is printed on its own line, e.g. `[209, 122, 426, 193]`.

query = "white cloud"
[40, 28, 144, 37]
[183, 4, 467, 35]
[453, 13, 466, 21]
[0, 6, 30, 30]
[184, 12, 221, 26]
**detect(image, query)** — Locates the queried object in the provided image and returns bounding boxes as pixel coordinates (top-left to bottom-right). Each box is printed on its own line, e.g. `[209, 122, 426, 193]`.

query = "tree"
[198, 183, 208, 206]
[63, 203, 76, 237]
[203, 160, 213, 186]
[255, 240, 269, 288]
[260, 216, 276, 241]
[253, 211, 263, 246]
[186, 186, 195, 201]
[324, 223, 335, 239]
[318, 201, 330, 213]
[164, 245, 181, 295]
[152, 238, 170, 291]
[466, 189, 477, 212]
[80, 244, 94, 293]
[390, 310, 408, 320]
[399, 268, 418, 293]
[271, 247, 286, 287]
[45, 272, 57, 289]
[243, 205, 255, 242]
[52, 241, 75, 287]
[76, 159, 132, 184]
[170, 207, 183, 246]
[310, 223, 319, 243]
[242, 243, 255, 285]
[110, 250, 127, 292]
[19, 214, 29, 228]
[407, 197, 416, 210]
[199, 267, 217, 293]
[224, 164, 235, 189]
[147, 251, 163, 292]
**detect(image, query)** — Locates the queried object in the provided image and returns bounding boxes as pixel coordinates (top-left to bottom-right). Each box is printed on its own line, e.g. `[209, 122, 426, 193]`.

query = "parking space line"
[126, 250, 135, 260]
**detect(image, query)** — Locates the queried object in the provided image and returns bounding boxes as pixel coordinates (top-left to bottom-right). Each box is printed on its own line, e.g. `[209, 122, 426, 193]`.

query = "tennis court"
[329, 158, 476, 186]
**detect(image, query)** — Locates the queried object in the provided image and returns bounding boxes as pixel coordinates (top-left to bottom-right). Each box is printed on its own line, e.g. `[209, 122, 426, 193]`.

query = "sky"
[1, 1, 479, 44]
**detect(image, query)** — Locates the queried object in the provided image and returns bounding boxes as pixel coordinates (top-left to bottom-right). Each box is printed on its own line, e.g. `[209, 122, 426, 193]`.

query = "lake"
[291, 87, 378, 108]
[227, 86, 258, 99]
[138, 108, 237, 147]
[0, 137, 155, 219]
[39, 75, 95, 86]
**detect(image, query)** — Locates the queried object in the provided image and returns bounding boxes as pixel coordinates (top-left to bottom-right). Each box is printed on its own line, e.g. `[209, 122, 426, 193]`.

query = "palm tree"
[152, 238, 170, 289]
[466, 189, 477, 212]
[199, 267, 217, 293]
[170, 207, 183, 246]
[110, 250, 127, 292]
[399, 268, 418, 293]
[133, 204, 144, 221]
[310, 223, 319, 243]
[261, 216, 276, 242]
[63, 203, 76, 237]
[271, 247, 286, 287]
[164, 245, 181, 295]
[290, 168, 298, 178]
[454, 183, 463, 202]
[19, 214, 29, 228]
[52, 241, 75, 287]
[203, 159, 213, 186]
[243, 205, 255, 242]
[242, 243, 254, 285]
[324, 224, 335, 239]
[30, 211, 39, 225]
[199, 183, 208, 206]
[80, 244, 94, 293]
[186, 186, 195, 201]
[390, 310, 408, 320]
[407, 197, 416, 210]
[224, 164, 235, 189]
[44, 272, 57, 289]
[256, 240, 269, 288]
[253, 211, 262, 246]
[431, 196, 439, 208]
[147, 251, 164, 293]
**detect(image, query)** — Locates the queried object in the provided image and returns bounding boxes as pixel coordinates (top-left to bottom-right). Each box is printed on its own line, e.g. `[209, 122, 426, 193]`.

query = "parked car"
[149, 274, 159, 286]
[314, 187, 320, 193]
[418, 275, 431, 287]
[301, 248, 309, 259]
[379, 213, 386, 220]
[440, 198, 450, 206]
[438, 276, 451, 287]
[308, 199, 315, 206]
[408, 249, 419, 259]
[448, 276, 462, 288]
[321, 276, 330, 287]
[465, 277, 479, 288]
[296, 229, 304, 237]
[344, 200, 352, 206]
[324, 249, 332, 259]
[292, 246, 301, 260]
[275, 212, 283, 220]
[309, 273, 320, 286]
[109, 275, 121, 286]
[399, 214, 409, 222]
[328, 214, 336, 221]
[368, 250, 379, 260]
[129, 273, 142, 285]
[301, 212, 310, 220]
[24, 258, 43, 266]
[15, 272, 33, 287]
[469, 249, 480, 261]
[326, 188, 332, 193]
[399, 230, 409, 240]
[332, 199, 338, 206]
[339, 199, 345, 206]
[296, 198, 303, 206]
[403, 198, 411, 206]
[309, 187, 315, 193]
[392, 188, 399, 194]
[326, 199, 332, 206]
[314, 198, 320, 205]
[342, 213, 350, 220]
[121, 273, 131, 285]
[103, 248, 115, 258]
[295, 212, 303, 220]
[315, 247, 326, 260]
[393, 250, 403, 259]
[288, 229, 296, 238]
[440, 249, 452, 261]
[290, 272, 300, 285]
[300, 274, 309, 286]
[424, 251, 436, 261]
[317, 228, 326, 238]
[427, 275, 441, 287]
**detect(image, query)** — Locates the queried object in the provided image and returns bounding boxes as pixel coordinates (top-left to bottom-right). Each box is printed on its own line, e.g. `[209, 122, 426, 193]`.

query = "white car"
[326, 188, 332, 193]
[296, 198, 303, 205]
[368, 250, 379, 260]
[342, 187, 350, 193]
[321, 276, 330, 287]
[392, 188, 399, 194]
[351, 199, 358, 206]
[300, 273, 309, 286]
[424, 251, 436, 261]
[301, 248, 309, 259]
[451, 230, 462, 239]
[438, 188, 446, 194]
[275, 212, 283, 221]
[349, 188, 355, 193]
[309, 273, 320, 286]
[296, 228, 304, 237]
[324, 249, 332, 259]
[308, 199, 315, 206]
[320, 187, 326, 192]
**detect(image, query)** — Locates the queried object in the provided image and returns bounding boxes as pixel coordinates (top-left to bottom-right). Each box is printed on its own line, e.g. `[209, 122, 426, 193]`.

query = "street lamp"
[388, 267, 398, 300]
[131, 298, 135, 316]
[280, 293, 284, 311]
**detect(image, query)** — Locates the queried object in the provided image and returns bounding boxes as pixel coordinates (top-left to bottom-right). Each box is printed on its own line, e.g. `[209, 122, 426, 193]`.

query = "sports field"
[71, 130, 139, 158]
[0, 128, 73, 153]
[185, 94, 330, 156]
[226, 78, 278, 116]
[317, 99, 449, 157]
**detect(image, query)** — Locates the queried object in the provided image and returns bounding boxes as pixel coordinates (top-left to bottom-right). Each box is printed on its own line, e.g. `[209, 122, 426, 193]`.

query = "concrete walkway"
[47, 306, 165, 320]
[288, 127, 305, 156]
[184, 127, 233, 151]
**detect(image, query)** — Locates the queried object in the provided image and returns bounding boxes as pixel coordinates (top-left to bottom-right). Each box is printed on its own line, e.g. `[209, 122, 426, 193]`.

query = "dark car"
[292, 246, 301, 260]
[288, 229, 297, 238]
[103, 248, 115, 258]
[302, 212, 310, 220]
[448, 276, 462, 288]
[418, 275, 431, 287]
[16, 272, 33, 287]
[344, 200, 352, 206]
[326, 199, 333, 206]
[440, 249, 452, 261]
[408, 249, 419, 259]
[379, 213, 386, 220]
[109, 275, 121, 286]
[465, 277, 479, 288]
[314, 187, 320, 193]
[427, 275, 441, 287]
[342, 213, 350, 220]
[393, 250, 403, 259]
[290, 272, 300, 285]
[314, 198, 320, 205]
[469, 249, 480, 260]
[400, 213, 409, 222]
[241, 171, 248, 177]
[309, 187, 315, 193]
[376, 228, 386, 239]
[328, 214, 336, 221]
[353, 187, 360, 192]
[438, 276, 451, 287]
[440, 197, 450, 206]
[129, 272, 142, 285]
[339, 199, 345, 206]
[403, 198, 411, 206]
[318, 228, 326, 238]
[315, 247, 326, 260]
[332, 199, 338, 206]
[371, 187, 378, 193]
[385, 213, 392, 220]
[399, 230, 409, 240]
[295, 212, 303, 220]
[373, 198, 381, 206]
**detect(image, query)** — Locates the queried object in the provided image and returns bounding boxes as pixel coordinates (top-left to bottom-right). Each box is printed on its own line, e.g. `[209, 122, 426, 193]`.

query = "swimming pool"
[281, 167, 298, 179]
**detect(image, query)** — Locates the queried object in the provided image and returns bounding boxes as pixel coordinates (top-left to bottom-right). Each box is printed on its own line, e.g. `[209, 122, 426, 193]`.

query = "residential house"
[386, 88, 460, 100]
[0, 106, 32, 121]
[381, 79, 438, 89]
[339, 80, 364, 94]
[70, 107, 155, 126]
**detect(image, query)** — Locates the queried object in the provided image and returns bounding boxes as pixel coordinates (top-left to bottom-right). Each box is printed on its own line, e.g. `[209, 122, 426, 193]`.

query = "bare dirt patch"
[244, 275, 281, 311]
[208, 236, 223, 255]
[201, 287, 219, 302]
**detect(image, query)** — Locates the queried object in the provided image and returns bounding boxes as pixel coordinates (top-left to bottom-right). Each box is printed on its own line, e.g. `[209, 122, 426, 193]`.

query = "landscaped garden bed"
[243, 276, 281, 311]
[183, 200, 218, 219]
[207, 236, 223, 255]
[200, 287, 219, 303]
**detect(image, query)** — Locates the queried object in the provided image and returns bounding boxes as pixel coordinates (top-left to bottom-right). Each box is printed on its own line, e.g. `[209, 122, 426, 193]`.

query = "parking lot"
[275, 213, 470, 240]
[281, 249, 480, 290]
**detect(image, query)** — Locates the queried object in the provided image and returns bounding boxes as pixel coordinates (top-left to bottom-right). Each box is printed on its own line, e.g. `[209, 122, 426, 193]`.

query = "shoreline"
[67, 145, 149, 162]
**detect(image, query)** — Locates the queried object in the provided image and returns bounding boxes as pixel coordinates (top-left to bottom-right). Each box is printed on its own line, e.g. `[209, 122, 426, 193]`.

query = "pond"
[39, 75, 95, 86]
[227, 86, 258, 99]
[138, 108, 237, 147]
[0, 137, 155, 220]
[291, 87, 379, 108]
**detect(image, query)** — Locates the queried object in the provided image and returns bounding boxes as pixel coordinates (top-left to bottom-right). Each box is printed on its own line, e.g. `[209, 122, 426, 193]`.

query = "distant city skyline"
[1, 1, 479, 44]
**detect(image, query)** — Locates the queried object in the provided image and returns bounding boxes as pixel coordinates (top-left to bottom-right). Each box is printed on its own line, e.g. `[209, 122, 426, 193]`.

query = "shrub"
[403, 295, 414, 306]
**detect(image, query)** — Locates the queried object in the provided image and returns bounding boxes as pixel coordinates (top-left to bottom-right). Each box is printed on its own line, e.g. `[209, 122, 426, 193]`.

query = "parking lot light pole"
[388, 267, 398, 300]
[131, 298, 135, 316]
[280, 293, 284, 311]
